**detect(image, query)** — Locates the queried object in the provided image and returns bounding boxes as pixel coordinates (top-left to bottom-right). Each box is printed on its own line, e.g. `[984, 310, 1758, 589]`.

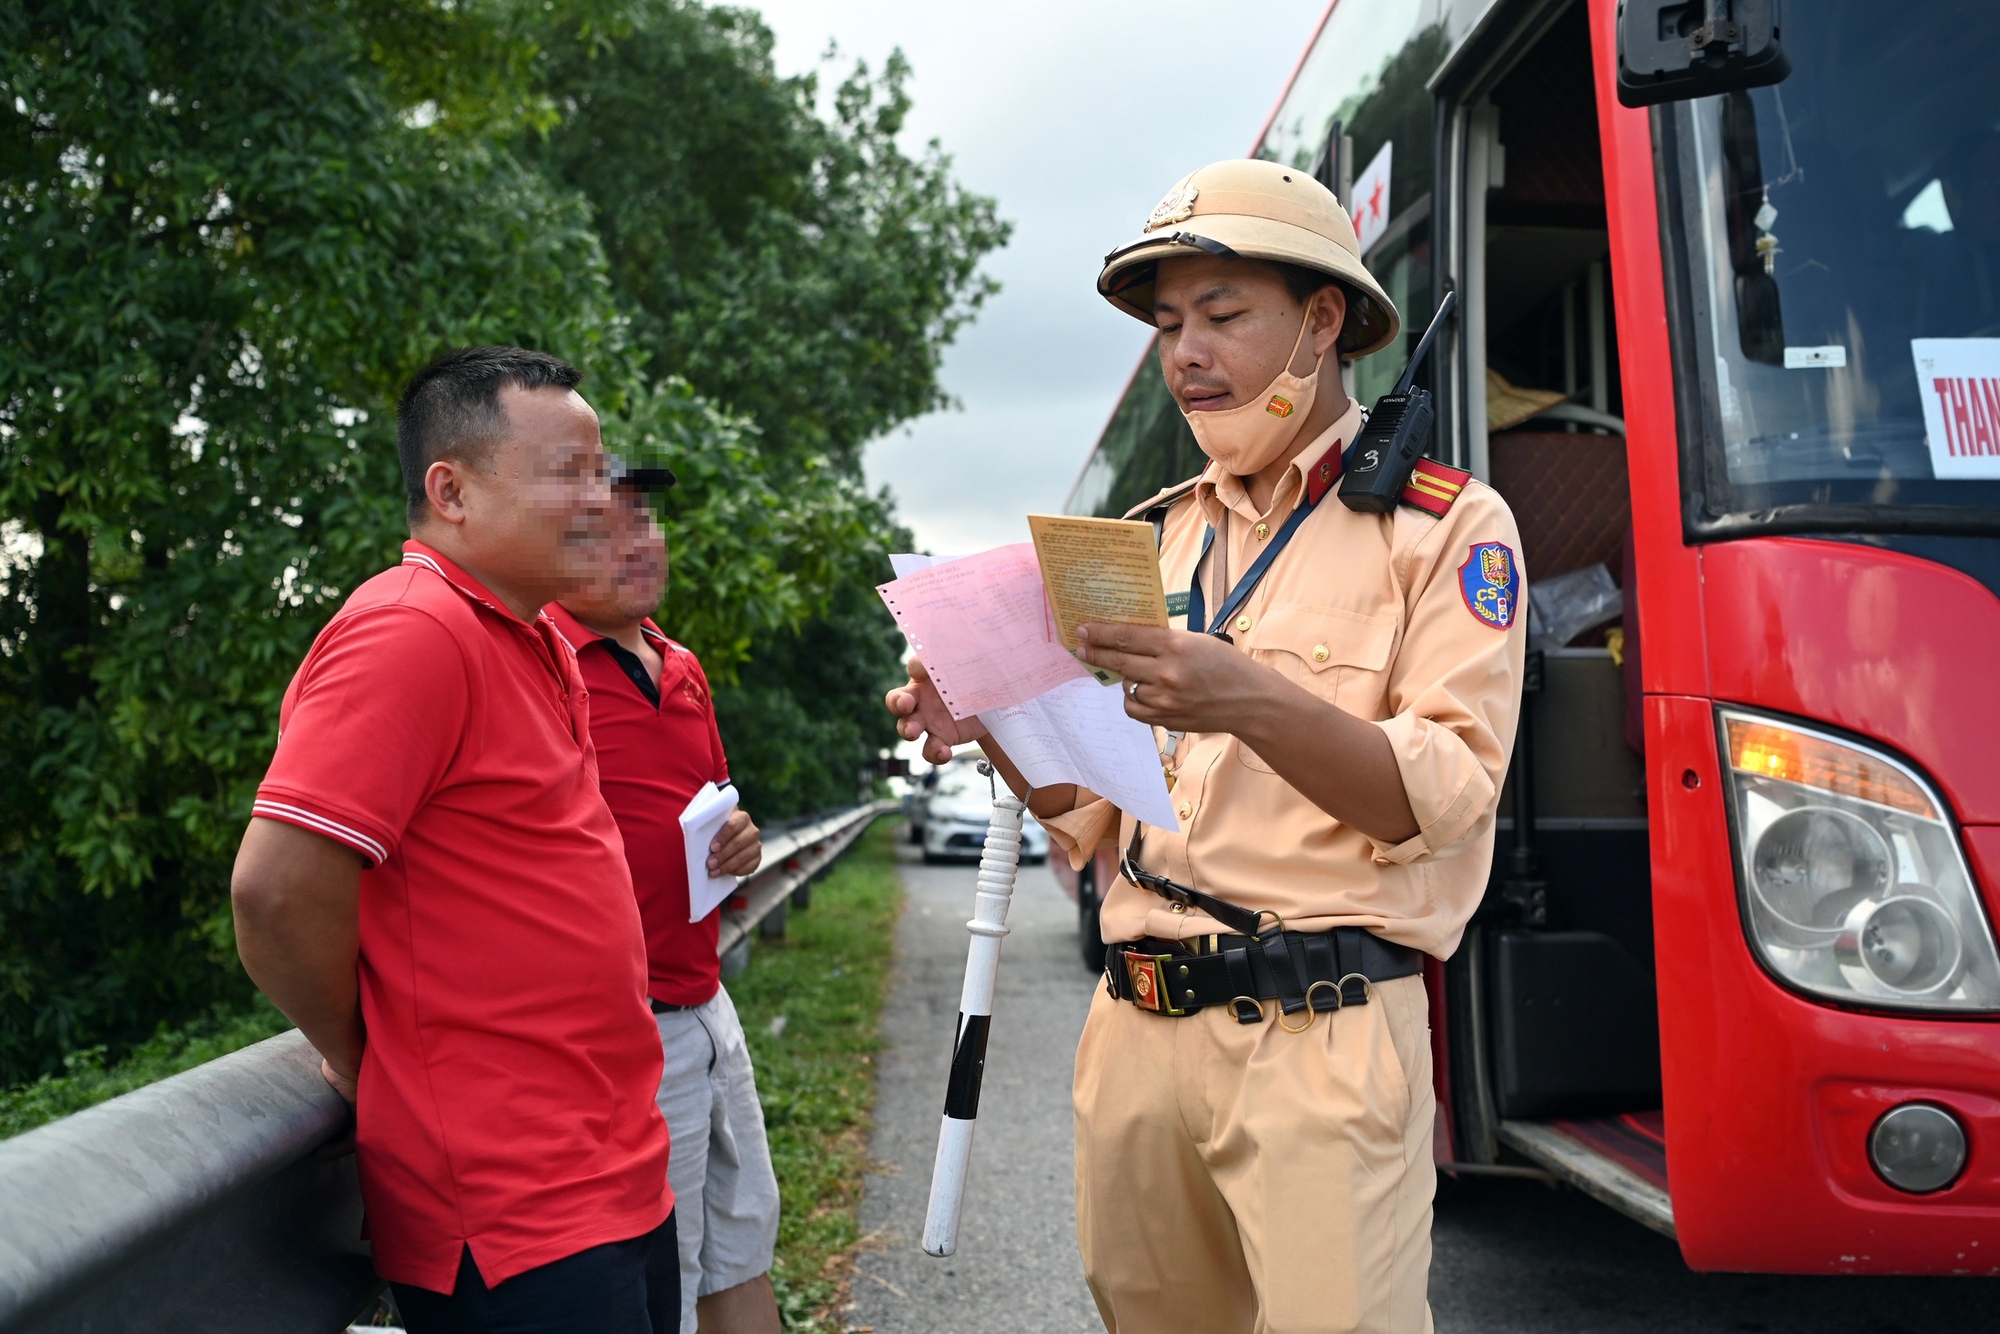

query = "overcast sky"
[745, 0, 1329, 556]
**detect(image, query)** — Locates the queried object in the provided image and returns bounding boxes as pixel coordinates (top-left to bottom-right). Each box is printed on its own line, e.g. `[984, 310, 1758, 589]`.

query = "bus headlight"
[1720, 709, 2000, 1012]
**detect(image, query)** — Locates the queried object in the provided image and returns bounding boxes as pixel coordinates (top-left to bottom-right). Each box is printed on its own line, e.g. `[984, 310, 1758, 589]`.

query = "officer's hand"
[1075, 622, 1271, 735]
[885, 655, 988, 765]
[709, 808, 762, 879]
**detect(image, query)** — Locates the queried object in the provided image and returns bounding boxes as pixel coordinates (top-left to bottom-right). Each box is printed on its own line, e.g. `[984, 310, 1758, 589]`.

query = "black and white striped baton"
[922, 780, 1025, 1257]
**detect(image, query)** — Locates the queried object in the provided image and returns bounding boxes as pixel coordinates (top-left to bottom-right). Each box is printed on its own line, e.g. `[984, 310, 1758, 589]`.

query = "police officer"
[887, 158, 1525, 1333]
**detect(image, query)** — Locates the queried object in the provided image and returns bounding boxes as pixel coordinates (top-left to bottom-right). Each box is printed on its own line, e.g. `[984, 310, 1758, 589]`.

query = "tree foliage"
[0, 0, 1003, 1084]
[535, 5, 1008, 470]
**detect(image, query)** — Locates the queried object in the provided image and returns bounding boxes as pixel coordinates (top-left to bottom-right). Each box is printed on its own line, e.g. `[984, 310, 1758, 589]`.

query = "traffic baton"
[921, 781, 1024, 1257]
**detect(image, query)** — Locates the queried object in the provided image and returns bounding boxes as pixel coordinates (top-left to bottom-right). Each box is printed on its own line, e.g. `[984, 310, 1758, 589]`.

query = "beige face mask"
[1182, 309, 1322, 476]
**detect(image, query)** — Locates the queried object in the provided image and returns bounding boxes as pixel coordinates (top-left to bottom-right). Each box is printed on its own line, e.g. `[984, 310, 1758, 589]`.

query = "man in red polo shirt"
[548, 475, 782, 1334]
[231, 347, 675, 1333]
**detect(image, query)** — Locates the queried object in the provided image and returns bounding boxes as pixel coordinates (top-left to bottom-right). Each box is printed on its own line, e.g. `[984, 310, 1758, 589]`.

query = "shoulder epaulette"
[1400, 458, 1471, 518]
[1121, 474, 1203, 523]
[1123, 473, 1204, 548]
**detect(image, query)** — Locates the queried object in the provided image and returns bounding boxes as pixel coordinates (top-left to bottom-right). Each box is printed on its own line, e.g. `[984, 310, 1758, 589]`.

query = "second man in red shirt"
[548, 466, 784, 1334]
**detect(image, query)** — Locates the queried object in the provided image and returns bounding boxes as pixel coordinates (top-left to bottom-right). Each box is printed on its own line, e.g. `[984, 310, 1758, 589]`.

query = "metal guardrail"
[0, 800, 893, 1333]
[718, 800, 897, 958]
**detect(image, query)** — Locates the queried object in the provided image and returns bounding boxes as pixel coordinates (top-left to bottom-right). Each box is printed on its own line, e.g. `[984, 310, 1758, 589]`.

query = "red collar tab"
[1400, 458, 1471, 518]
[1304, 436, 1346, 507]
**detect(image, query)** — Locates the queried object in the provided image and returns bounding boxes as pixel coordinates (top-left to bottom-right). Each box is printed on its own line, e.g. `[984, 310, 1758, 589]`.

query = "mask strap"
[1285, 306, 1324, 380]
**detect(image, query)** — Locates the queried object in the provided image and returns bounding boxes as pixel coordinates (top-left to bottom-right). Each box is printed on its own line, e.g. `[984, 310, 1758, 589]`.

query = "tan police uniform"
[1041, 159, 1527, 1334]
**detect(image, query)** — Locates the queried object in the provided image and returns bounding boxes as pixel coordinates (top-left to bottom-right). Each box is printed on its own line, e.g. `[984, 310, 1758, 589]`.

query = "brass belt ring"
[1304, 978, 1343, 1015]
[1278, 997, 1318, 1033]
[1253, 909, 1289, 936]
[1230, 995, 1269, 1024]
[1335, 972, 1374, 1004]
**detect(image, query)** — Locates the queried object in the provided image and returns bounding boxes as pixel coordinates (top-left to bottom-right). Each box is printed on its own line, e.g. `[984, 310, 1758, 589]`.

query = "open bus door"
[1422, 0, 1670, 1232]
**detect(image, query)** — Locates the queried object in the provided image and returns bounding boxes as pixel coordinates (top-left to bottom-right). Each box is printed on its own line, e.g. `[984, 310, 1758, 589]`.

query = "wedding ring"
[1127, 681, 1141, 700]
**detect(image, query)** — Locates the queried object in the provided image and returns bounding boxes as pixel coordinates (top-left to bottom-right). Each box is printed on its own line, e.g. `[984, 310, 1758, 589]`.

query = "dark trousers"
[392, 1212, 679, 1334]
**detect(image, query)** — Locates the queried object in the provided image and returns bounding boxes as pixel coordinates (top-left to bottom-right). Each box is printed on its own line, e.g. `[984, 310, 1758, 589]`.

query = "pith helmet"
[1098, 158, 1401, 358]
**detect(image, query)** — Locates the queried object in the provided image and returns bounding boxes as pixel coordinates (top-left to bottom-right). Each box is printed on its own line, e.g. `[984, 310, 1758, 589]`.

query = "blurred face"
[423, 385, 613, 608]
[560, 488, 668, 630]
[1152, 254, 1344, 414]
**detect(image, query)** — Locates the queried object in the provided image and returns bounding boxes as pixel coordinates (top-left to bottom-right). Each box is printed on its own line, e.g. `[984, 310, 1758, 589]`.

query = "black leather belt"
[1106, 927, 1423, 1026]
[649, 997, 692, 1014]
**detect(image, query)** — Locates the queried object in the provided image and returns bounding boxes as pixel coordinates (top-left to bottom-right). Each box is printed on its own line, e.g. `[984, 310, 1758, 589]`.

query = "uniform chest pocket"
[1237, 603, 1400, 774]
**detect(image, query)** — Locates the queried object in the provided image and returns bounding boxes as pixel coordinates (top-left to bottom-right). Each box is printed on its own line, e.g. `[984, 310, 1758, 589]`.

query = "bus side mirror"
[1616, 0, 1791, 108]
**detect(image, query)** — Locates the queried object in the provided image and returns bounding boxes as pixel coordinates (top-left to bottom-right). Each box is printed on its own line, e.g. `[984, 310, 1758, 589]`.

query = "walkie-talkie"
[1339, 289, 1459, 513]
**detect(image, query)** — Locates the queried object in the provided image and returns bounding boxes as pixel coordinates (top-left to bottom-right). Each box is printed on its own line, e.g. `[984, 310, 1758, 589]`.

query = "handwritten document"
[877, 545, 1088, 719]
[881, 552, 1179, 831]
[1027, 515, 1169, 686]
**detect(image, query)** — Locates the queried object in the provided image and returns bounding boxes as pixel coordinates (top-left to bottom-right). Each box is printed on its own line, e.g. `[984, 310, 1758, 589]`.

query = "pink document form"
[876, 544, 1089, 720]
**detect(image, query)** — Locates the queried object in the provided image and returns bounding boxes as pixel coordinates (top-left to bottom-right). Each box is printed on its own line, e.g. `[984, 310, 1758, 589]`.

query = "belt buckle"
[1123, 952, 1185, 1016]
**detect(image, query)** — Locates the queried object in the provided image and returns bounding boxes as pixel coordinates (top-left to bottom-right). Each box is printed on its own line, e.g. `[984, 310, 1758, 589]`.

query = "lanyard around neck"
[1184, 480, 1330, 638]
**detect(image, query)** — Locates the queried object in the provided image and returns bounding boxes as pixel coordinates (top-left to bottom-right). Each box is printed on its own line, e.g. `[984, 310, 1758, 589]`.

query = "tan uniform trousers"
[1074, 973, 1435, 1334]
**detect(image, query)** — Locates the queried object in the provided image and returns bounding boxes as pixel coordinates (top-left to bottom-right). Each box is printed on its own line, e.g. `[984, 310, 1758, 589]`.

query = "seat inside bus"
[1474, 5, 1660, 1122]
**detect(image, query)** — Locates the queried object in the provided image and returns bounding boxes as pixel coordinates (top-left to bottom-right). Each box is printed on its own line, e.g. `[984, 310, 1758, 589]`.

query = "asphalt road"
[850, 835, 1102, 1333]
[851, 834, 1998, 1333]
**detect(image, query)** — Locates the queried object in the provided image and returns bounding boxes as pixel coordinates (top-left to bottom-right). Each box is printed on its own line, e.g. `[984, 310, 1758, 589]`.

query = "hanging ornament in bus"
[1754, 191, 1780, 275]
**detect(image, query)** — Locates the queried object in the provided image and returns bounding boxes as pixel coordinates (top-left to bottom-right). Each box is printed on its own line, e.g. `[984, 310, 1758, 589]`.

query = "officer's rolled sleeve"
[1367, 487, 1527, 865]
[1039, 786, 1118, 871]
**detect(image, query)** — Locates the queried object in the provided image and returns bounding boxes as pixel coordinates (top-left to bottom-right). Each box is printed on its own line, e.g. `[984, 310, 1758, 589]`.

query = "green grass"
[732, 817, 902, 1332]
[0, 995, 294, 1140]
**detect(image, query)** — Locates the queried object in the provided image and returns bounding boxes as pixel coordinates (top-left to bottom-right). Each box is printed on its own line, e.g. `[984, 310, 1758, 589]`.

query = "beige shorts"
[655, 986, 780, 1334]
[1074, 972, 1436, 1334]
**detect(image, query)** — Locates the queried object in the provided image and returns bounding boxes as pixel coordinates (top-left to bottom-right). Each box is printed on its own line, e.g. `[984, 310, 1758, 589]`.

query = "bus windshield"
[1663, 2, 2000, 529]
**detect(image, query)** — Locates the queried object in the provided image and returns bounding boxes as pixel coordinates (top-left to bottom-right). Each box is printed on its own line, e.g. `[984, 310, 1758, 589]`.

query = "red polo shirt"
[253, 541, 671, 1294]
[544, 603, 729, 1007]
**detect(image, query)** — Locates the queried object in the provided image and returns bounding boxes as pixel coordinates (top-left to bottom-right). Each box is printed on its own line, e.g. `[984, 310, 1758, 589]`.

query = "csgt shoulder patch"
[1459, 542, 1520, 630]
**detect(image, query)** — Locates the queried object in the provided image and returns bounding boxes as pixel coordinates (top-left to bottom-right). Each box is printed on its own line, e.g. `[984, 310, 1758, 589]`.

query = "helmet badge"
[1145, 182, 1199, 232]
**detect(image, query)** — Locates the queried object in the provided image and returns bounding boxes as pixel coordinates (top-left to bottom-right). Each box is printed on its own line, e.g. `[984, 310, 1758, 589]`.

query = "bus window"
[1659, 1, 2000, 531]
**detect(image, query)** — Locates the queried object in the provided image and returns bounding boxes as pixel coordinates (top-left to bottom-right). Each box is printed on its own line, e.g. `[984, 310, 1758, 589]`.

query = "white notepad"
[680, 781, 742, 922]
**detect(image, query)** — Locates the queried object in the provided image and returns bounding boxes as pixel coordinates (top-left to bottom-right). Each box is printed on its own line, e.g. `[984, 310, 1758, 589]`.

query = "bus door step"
[1496, 1114, 1675, 1239]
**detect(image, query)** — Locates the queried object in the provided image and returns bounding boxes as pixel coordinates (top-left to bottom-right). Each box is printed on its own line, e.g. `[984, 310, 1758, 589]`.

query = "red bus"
[1055, 0, 2000, 1273]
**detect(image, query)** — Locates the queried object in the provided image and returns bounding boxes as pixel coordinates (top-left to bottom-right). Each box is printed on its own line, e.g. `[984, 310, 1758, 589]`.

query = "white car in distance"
[918, 758, 1049, 866]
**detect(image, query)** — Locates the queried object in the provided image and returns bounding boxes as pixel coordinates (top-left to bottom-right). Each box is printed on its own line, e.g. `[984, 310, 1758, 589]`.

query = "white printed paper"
[1351, 140, 1393, 256]
[681, 781, 741, 922]
[978, 676, 1182, 831]
[1912, 338, 2000, 479]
